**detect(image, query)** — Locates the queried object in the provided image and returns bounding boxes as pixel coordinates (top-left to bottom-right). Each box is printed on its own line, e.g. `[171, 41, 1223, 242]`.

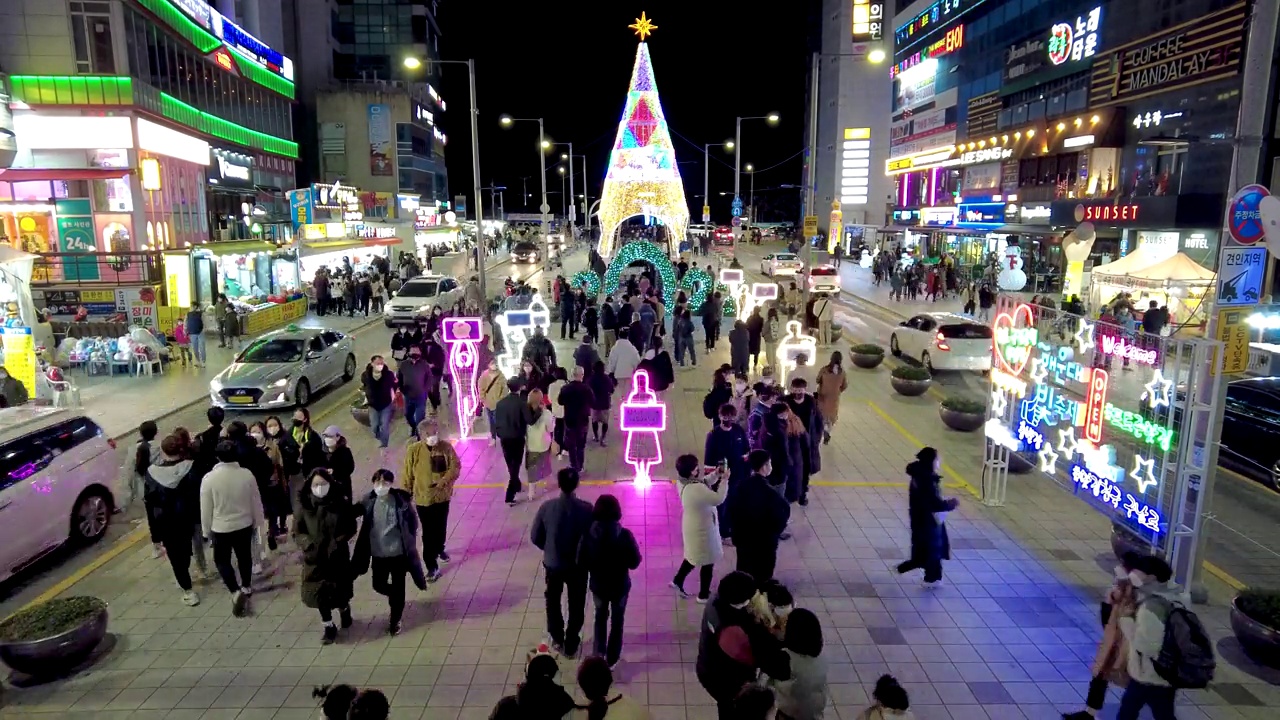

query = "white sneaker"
[488, 437, 496, 447]
[182, 591, 200, 606]
[150, 544, 164, 559]
[240, 585, 254, 596]
[252, 562, 263, 575]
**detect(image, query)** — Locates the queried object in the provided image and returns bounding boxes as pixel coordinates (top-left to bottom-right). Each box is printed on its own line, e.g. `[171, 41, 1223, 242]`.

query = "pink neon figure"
[442, 317, 482, 438]
[619, 369, 666, 486]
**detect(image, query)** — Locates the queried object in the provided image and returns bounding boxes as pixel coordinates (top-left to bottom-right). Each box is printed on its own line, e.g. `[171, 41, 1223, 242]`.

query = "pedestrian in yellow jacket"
[479, 359, 509, 446]
[403, 419, 461, 581]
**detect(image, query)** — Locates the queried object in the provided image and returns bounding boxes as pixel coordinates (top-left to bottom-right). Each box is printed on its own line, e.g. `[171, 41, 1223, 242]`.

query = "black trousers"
[544, 565, 587, 654]
[673, 560, 715, 599]
[370, 555, 408, 623]
[896, 556, 943, 583]
[563, 425, 588, 472]
[592, 590, 629, 665]
[500, 438, 525, 502]
[417, 502, 449, 573]
[162, 533, 194, 591]
[734, 541, 778, 585]
[211, 526, 254, 593]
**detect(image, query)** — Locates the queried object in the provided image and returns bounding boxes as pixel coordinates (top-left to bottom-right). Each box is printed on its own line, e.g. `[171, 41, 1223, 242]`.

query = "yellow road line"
[1203, 561, 1248, 591]
[811, 480, 909, 487]
[867, 401, 979, 497]
[5, 527, 147, 621]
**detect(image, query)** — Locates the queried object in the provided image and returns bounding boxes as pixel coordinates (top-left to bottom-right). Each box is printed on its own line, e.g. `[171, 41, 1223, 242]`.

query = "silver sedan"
[209, 326, 357, 409]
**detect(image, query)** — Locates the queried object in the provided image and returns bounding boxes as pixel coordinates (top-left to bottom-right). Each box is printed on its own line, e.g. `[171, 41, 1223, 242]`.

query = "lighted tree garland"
[604, 240, 678, 307]
[597, 18, 690, 258]
[570, 269, 601, 297]
[678, 267, 713, 313]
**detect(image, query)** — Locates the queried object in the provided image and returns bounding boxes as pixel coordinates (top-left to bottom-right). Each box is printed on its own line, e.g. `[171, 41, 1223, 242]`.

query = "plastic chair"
[46, 368, 81, 408]
[132, 347, 163, 376]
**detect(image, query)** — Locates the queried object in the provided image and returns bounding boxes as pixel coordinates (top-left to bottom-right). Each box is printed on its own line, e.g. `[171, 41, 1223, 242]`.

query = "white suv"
[383, 275, 463, 326]
[0, 407, 117, 582]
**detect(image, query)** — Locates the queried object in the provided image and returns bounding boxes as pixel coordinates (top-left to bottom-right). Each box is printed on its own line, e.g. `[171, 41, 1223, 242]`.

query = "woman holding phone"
[671, 454, 729, 603]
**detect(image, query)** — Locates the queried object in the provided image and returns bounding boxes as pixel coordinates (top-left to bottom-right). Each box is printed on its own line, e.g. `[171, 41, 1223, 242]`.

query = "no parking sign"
[1227, 184, 1270, 246]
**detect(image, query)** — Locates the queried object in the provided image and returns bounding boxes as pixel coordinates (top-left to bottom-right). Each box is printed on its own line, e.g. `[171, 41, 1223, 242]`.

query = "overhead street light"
[500, 115, 552, 265]
[403, 57, 422, 69]
[868, 49, 886, 63]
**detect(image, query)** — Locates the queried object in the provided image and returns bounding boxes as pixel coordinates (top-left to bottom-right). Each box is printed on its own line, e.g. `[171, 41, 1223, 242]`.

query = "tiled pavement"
[3, 264, 1279, 719]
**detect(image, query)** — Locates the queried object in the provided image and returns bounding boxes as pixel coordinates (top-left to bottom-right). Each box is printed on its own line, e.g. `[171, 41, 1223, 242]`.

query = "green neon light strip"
[8, 75, 297, 159]
[134, 0, 294, 99]
[158, 93, 298, 159]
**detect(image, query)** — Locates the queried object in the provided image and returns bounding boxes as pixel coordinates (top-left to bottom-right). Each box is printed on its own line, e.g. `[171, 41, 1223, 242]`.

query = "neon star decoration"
[597, 40, 689, 257]
[1039, 442, 1060, 473]
[442, 317, 483, 438]
[775, 320, 818, 384]
[1073, 319, 1096, 352]
[991, 389, 1008, 418]
[1142, 369, 1174, 410]
[1057, 425, 1080, 461]
[629, 11, 658, 40]
[619, 369, 666, 487]
[1029, 357, 1049, 384]
[1130, 454, 1158, 493]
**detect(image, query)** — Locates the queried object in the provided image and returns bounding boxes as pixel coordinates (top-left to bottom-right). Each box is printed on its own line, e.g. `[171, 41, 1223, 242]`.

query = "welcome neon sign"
[1100, 335, 1157, 365]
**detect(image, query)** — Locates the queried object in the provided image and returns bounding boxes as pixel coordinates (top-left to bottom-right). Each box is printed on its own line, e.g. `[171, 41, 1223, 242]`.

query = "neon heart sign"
[994, 304, 1038, 376]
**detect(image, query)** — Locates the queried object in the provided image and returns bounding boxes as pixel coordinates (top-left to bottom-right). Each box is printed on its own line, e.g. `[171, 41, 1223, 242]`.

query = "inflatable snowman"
[997, 244, 1028, 292]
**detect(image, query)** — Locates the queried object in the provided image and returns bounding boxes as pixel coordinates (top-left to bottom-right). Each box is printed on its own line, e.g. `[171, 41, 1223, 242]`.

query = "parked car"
[890, 313, 993, 373]
[0, 408, 115, 582]
[210, 327, 356, 408]
[803, 264, 841, 294]
[761, 252, 803, 277]
[712, 226, 734, 246]
[512, 241, 541, 264]
[383, 275, 462, 326]
[1215, 378, 1280, 488]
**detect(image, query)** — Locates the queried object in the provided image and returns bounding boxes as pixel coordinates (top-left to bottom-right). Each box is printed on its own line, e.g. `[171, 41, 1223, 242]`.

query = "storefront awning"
[0, 168, 132, 182]
[191, 240, 282, 255]
[991, 224, 1062, 235]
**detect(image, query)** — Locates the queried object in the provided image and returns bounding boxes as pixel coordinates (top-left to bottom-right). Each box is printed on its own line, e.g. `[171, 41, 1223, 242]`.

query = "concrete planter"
[851, 352, 884, 369]
[890, 377, 932, 397]
[939, 407, 985, 432]
[1231, 595, 1280, 667]
[0, 606, 108, 678]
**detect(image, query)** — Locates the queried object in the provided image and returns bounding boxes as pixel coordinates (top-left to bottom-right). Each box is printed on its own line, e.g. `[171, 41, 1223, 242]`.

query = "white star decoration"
[1143, 370, 1174, 410]
[1074, 320, 1096, 352]
[1057, 426, 1080, 461]
[1029, 357, 1049, 384]
[991, 389, 1008, 418]
[1039, 443, 1060, 473]
[1130, 454, 1158, 493]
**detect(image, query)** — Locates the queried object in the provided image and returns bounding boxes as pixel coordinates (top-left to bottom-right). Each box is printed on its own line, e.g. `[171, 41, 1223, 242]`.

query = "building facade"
[1, 0, 299, 323]
[884, 0, 1249, 289]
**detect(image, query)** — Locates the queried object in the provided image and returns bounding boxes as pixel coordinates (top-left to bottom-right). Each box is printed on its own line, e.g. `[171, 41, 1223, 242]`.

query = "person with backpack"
[1115, 555, 1214, 720]
[1062, 552, 1143, 720]
[577, 494, 642, 669]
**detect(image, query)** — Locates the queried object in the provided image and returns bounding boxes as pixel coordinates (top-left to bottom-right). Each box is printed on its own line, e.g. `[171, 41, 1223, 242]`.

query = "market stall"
[1090, 251, 1215, 328]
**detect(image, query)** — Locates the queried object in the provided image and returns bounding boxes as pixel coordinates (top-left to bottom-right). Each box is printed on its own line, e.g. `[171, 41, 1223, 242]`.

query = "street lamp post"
[703, 141, 733, 224]
[500, 115, 551, 270]
[557, 144, 577, 238]
[558, 166, 567, 219]
[745, 163, 755, 224]
[734, 114, 779, 248]
[403, 56, 488, 300]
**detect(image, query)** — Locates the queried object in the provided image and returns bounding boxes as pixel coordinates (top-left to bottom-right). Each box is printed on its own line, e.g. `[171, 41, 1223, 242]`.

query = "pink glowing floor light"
[442, 316, 483, 438]
[619, 369, 666, 487]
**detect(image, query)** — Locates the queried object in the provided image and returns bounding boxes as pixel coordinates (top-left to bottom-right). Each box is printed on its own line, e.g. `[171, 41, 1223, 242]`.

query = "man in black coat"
[361, 355, 399, 449]
[783, 377, 824, 506]
[494, 378, 534, 504]
[557, 367, 596, 473]
[530, 468, 595, 657]
[727, 450, 790, 584]
[695, 571, 788, 720]
[704, 404, 751, 541]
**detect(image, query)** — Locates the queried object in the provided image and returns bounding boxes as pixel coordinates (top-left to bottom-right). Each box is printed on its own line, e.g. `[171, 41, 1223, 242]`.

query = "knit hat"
[717, 571, 757, 606]
[323, 425, 342, 438]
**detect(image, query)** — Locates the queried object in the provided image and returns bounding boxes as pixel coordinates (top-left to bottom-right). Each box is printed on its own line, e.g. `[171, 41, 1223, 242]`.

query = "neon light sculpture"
[597, 29, 690, 257]
[494, 292, 551, 377]
[775, 320, 817, 384]
[619, 369, 666, 487]
[1142, 369, 1173, 409]
[442, 317, 483, 438]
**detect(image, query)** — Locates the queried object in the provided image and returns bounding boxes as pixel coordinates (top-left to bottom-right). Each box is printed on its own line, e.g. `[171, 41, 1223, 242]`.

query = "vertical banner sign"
[453, 195, 468, 220]
[1215, 309, 1249, 375]
[1, 327, 36, 400]
[368, 104, 393, 176]
[57, 213, 99, 281]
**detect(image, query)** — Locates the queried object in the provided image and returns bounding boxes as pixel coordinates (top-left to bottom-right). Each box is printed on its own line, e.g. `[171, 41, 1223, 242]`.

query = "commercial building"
[1, 0, 299, 332]
[883, 0, 1251, 296]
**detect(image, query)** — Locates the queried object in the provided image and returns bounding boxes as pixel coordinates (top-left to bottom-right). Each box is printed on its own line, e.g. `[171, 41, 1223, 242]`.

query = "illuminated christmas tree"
[597, 13, 690, 258]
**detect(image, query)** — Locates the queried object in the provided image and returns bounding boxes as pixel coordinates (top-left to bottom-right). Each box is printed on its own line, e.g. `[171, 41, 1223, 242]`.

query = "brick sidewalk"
[3, 291, 1276, 719]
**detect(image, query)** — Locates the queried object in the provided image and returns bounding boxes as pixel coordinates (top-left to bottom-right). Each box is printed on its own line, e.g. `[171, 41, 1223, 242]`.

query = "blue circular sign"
[1229, 184, 1271, 245]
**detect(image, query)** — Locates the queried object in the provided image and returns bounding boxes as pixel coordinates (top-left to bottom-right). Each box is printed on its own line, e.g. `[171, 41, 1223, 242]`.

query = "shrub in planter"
[850, 343, 885, 369]
[1232, 590, 1280, 666]
[890, 365, 932, 397]
[0, 596, 109, 677]
[939, 396, 987, 431]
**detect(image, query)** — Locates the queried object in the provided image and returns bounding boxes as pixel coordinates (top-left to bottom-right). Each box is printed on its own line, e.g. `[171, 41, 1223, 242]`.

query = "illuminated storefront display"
[982, 300, 1201, 539]
[891, 24, 965, 79]
[1048, 7, 1102, 66]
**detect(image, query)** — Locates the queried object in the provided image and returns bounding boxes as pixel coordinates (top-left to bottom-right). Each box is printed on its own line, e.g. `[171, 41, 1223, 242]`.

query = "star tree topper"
[630, 12, 658, 40]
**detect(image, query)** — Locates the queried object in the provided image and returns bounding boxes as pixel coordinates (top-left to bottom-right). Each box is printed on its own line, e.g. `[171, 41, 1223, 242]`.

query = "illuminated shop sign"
[957, 201, 1005, 224]
[167, 0, 294, 82]
[208, 149, 254, 188]
[1048, 7, 1102, 66]
[1132, 110, 1185, 129]
[349, 224, 397, 240]
[891, 24, 965, 78]
[840, 128, 871, 206]
[211, 48, 236, 74]
[1079, 204, 1138, 222]
[959, 147, 1011, 164]
[895, 0, 984, 48]
[985, 301, 1171, 537]
[1089, 4, 1246, 108]
[920, 206, 957, 226]
[887, 142, 1014, 176]
[852, 1, 884, 41]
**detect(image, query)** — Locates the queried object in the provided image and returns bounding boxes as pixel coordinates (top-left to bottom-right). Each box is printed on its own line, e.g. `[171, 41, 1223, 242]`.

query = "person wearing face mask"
[704, 404, 750, 546]
[479, 359, 510, 447]
[1062, 552, 1143, 720]
[672, 454, 729, 603]
[200, 440, 264, 617]
[747, 385, 778, 451]
[422, 329, 450, 407]
[294, 468, 357, 644]
[390, 325, 414, 364]
[0, 365, 28, 407]
[783, 379, 824, 507]
[249, 422, 289, 552]
[319, 426, 355, 504]
[523, 325, 558, 374]
[226, 421, 275, 570]
[290, 408, 325, 485]
[403, 420, 461, 582]
[728, 372, 755, 427]
[814, 353, 847, 446]
[728, 450, 791, 585]
[353, 469, 427, 636]
[361, 355, 399, 449]
[895, 447, 958, 587]
[262, 415, 300, 516]
[696, 571, 788, 720]
[397, 346, 434, 440]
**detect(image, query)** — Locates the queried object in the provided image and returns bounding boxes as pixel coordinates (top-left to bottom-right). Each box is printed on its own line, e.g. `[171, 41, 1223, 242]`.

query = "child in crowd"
[768, 608, 828, 720]
[858, 675, 912, 719]
[517, 647, 577, 719]
[751, 580, 795, 639]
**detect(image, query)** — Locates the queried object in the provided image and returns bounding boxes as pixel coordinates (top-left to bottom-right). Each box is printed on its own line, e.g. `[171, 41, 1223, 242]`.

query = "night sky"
[437, 1, 817, 224]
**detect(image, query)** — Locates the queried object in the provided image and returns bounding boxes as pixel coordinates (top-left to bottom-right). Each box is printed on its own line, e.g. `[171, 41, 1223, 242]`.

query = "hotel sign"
[1089, 3, 1246, 107]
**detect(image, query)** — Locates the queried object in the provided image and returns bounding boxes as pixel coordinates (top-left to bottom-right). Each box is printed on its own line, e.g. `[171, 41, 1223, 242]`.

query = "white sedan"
[890, 312, 993, 373]
[761, 252, 803, 277]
